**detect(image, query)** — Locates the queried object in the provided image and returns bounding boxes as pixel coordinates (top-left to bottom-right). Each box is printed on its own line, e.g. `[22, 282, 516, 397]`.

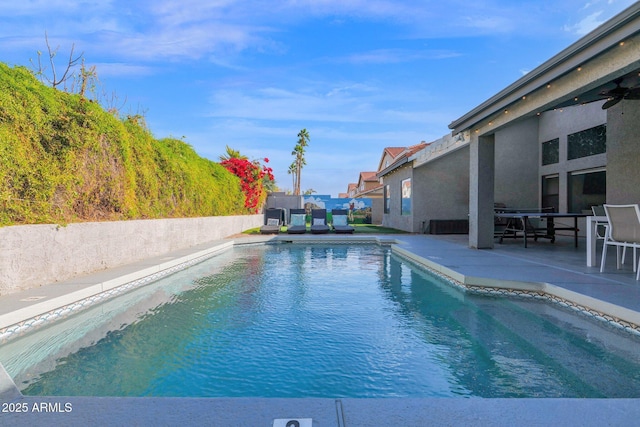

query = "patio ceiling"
[449, 3, 640, 135]
[553, 67, 640, 110]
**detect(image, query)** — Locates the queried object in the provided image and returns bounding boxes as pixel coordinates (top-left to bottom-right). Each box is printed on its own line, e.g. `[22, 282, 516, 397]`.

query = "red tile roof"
[384, 147, 406, 158]
[359, 171, 378, 182]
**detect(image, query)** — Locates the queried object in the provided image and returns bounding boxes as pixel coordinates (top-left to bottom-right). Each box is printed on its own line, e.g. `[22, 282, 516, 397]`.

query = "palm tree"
[218, 145, 247, 162]
[291, 129, 310, 195]
[287, 163, 296, 192]
[263, 176, 277, 193]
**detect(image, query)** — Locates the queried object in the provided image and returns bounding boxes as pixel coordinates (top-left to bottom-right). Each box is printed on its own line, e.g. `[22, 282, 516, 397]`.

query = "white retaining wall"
[0, 215, 263, 296]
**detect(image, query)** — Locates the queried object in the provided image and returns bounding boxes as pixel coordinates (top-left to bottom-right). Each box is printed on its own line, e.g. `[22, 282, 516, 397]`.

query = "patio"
[395, 232, 640, 321]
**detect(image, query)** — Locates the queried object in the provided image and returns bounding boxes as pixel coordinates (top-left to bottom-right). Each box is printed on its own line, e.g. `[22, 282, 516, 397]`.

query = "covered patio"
[449, 3, 640, 251]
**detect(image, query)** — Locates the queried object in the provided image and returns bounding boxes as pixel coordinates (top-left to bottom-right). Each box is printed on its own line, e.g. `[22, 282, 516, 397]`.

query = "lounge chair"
[310, 209, 330, 234]
[287, 208, 308, 234]
[260, 208, 284, 234]
[600, 204, 640, 280]
[331, 209, 354, 234]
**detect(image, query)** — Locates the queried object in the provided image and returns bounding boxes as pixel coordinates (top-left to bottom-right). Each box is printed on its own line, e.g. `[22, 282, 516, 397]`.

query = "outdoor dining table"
[495, 212, 590, 248]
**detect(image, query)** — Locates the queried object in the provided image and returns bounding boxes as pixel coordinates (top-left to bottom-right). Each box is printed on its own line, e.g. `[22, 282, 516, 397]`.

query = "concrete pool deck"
[1, 233, 640, 426]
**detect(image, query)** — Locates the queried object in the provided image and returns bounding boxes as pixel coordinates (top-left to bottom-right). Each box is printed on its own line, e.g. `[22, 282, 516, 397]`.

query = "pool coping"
[2, 234, 640, 426]
[0, 240, 235, 341]
[392, 245, 640, 336]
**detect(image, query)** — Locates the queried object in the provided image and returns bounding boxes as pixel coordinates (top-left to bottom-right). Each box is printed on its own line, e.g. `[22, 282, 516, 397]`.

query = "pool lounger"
[310, 209, 330, 234]
[331, 209, 355, 234]
[287, 208, 308, 234]
[260, 208, 284, 234]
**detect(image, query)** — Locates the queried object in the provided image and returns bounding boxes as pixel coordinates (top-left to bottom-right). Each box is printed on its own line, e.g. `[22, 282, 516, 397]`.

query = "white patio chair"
[591, 205, 608, 239]
[591, 205, 617, 266]
[600, 204, 640, 280]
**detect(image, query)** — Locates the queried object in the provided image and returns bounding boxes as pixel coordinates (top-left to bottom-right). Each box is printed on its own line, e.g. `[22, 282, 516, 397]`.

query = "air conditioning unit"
[429, 219, 469, 235]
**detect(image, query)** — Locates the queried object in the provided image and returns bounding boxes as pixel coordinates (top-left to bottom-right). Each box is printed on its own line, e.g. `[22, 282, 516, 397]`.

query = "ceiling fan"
[600, 77, 640, 109]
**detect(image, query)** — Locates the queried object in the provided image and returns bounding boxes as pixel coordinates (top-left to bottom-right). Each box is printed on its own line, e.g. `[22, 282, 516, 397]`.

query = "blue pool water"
[3, 244, 640, 398]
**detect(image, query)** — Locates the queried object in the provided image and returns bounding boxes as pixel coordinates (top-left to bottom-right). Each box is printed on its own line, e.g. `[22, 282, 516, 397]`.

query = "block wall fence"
[0, 215, 263, 295]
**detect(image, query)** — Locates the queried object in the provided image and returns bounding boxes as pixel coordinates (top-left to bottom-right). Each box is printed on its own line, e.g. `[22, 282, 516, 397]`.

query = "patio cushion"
[291, 214, 306, 226]
[333, 215, 347, 226]
[267, 218, 279, 226]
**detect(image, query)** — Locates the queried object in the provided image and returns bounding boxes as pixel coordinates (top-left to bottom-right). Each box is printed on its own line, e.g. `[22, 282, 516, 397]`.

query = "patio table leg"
[546, 217, 555, 242]
[586, 216, 598, 267]
[547, 217, 556, 243]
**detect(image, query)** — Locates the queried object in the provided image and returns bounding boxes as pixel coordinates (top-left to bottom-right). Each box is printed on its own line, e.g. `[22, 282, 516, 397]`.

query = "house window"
[568, 168, 606, 213]
[384, 185, 390, 213]
[541, 174, 559, 213]
[401, 178, 411, 215]
[567, 124, 606, 160]
[541, 138, 559, 165]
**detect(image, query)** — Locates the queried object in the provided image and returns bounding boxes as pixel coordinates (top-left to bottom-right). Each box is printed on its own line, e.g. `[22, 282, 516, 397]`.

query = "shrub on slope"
[0, 63, 247, 225]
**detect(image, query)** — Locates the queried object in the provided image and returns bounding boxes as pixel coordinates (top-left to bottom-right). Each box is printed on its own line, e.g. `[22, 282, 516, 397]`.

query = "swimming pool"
[2, 243, 640, 398]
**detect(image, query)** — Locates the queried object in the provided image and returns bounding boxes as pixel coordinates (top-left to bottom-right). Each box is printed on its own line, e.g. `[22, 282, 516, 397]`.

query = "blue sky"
[0, 1, 636, 196]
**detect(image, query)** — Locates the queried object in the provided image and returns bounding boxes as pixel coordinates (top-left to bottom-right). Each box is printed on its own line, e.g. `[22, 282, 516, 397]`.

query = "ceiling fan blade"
[602, 97, 622, 109]
[624, 88, 640, 100]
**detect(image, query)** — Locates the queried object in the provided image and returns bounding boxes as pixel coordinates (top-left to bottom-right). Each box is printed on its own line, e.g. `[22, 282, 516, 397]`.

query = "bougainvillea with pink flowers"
[220, 157, 274, 213]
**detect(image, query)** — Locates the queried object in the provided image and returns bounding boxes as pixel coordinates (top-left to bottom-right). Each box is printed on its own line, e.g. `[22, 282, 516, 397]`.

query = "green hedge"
[0, 63, 248, 225]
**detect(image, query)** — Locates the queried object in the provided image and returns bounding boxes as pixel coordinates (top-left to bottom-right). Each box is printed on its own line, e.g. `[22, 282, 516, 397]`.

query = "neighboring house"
[346, 183, 358, 199]
[354, 172, 381, 197]
[448, 3, 640, 248]
[353, 172, 383, 224]
[378, 147, 409, 172]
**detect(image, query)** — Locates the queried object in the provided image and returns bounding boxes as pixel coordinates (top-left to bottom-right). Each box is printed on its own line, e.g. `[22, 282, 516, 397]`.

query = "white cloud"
[0, 1, 114, 15]
[6, 0, 626, 67]
[340, 48, 462, 65]
[564, 11, 606, 35]
[563, 0, 637, 35]
[207, 86, 377, 123]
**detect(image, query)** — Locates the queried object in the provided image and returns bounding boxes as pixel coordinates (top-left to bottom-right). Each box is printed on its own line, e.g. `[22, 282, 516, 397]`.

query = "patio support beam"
[606, 100, 640, 203]
[469, 134, 495, 249]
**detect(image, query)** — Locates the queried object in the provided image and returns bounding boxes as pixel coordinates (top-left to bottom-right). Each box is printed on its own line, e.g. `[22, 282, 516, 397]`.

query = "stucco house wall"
[538, 102, 607, 213]
[606, 100, 640, 204]
[493, 117, 540, 209]
[381, 164, 414, 231]
[371, 198, 383, 224]
[413, 146, 470, 233]
[381, 146, 470, 233]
